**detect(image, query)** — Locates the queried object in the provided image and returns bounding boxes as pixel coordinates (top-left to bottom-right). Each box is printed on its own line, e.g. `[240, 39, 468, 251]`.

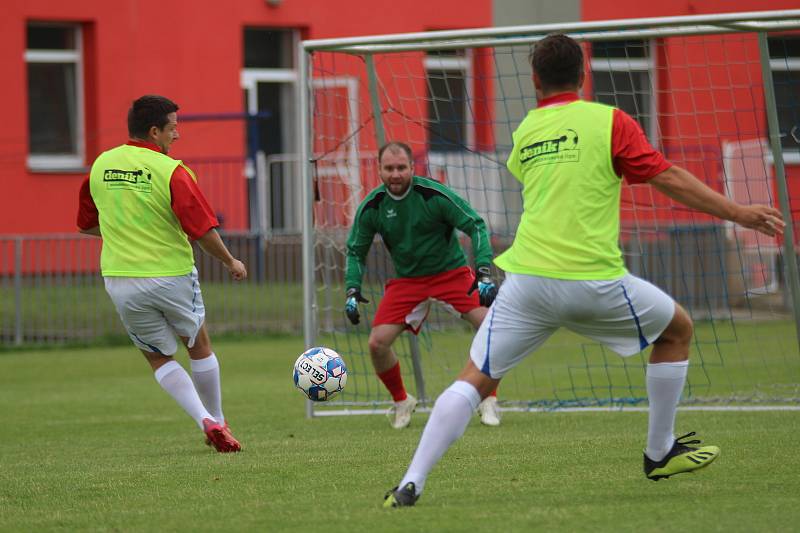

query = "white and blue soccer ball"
[293, 346, 348, 402]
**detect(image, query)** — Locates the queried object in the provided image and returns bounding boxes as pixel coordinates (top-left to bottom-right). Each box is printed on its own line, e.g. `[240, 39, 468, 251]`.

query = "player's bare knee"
[672, 305, 694, 346]
[457, 360, 500, 399]
[368, 333, 391, 358]
[656, 304, 693, 350]
[185, 324, 213, 359]
[142, 350, 172, 371]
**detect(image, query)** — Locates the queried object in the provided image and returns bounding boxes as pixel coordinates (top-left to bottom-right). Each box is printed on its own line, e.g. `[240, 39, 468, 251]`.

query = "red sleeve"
[77, 176, 99, 230]
[612, 109, 672, 184]
[169, 166, 220, 240]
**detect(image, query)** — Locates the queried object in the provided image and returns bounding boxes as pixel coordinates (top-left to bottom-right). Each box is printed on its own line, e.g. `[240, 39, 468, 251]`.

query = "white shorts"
[470, 272, 675, 378]
[104, 267, 206, 356]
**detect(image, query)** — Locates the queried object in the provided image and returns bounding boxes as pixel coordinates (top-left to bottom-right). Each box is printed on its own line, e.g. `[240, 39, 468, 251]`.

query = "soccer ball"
[293, 346, 348, 402]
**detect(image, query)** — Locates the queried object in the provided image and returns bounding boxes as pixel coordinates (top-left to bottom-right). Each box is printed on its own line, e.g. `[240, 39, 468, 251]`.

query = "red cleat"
[204, 421, 231, 447]
[202, 418, 241, 453]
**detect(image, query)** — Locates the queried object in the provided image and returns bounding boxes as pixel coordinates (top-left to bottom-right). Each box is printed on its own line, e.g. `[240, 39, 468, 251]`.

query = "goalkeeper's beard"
[387, 180, 410, 196]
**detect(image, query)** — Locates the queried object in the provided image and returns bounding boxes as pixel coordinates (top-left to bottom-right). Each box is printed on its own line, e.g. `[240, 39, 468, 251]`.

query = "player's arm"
[343, 202, 376, 324]
[438, 188, 497, 306]
[76, 176, 101, 237]
[344, 203, 377, 292]
[649, 166, 784, 237]
[611, 108, 784, 238]
[195, 229, 247, 280]
[170, 165, 247, 280]
[437, 187, 493, 266]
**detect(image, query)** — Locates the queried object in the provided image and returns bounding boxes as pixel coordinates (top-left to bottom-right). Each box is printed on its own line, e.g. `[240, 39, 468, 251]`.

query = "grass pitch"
[1, 338, 799, 532]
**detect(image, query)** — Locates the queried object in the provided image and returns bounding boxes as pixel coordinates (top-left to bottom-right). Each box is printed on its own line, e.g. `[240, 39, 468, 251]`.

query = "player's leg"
[439, 266, 502, 425]
[181, 323, 225, 426]
[462, 306, 501, 426]
[368, 323, 407, 385]
[563, 274, 718, 479]
[371, 277, 434, 428]
[385, 274, 556, 507]
[164, 269, 240, 452]
[103, 275, 217, 429]
[179, 323, 239, 451]
[142, 348, 217, 432]
[384, 361, 501, 507]
[644, 302, 716, 479]
[369, 323, 418, 429]
[645, 303, 692, 460]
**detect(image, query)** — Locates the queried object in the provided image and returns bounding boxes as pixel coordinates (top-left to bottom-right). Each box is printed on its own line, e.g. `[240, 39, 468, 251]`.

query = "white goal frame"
[298, 10, 800, 417]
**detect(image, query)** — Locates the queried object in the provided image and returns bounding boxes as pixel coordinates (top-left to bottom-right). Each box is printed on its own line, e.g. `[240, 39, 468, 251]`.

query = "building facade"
[1, 0, 797, 236]
[0, 0, 492, 235]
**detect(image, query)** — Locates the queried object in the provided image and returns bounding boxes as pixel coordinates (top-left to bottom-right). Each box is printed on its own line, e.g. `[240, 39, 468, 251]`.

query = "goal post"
[298, 10, 800, 416]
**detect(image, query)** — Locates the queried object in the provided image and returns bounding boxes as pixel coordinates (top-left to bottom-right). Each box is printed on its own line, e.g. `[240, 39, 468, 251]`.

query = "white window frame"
[770, 56, 800, 165]
[25, 24, 85, 171]
[590, 40, 658, 147]
[240, 29, 301, 152]
[424, 50, 475, 151]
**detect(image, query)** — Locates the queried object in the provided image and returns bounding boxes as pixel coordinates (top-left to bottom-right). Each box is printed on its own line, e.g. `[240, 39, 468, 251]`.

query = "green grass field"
[2, 337, 799, 532]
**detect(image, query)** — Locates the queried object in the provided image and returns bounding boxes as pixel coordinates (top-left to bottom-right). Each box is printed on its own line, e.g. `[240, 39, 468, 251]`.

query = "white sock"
[154, 360, 213, 429]
[646, 361, 689, 461]
[399, 381, 481, 495]
[190, 353, 225, 424]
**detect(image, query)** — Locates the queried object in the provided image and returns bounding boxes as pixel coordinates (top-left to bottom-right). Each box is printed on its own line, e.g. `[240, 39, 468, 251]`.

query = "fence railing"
[1, 224, 795, 347]
[0, 232, 304, 347]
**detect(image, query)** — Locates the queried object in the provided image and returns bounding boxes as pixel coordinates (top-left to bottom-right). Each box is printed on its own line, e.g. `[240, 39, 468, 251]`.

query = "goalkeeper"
[344, 141, 500, 429]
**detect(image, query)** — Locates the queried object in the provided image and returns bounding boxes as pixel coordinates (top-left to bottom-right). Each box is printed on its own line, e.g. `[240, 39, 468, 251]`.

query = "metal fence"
[6, 226, 793, 346]
[0, 232, 304, 346]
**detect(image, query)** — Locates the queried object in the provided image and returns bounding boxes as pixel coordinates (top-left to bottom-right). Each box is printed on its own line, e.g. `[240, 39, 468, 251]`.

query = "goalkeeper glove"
[345, 288, 370, 325]
[468, 265, 497, 307]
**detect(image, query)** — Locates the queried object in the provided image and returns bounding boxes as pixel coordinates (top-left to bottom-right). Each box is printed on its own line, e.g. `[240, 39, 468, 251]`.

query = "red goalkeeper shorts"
[372, 266, 480, 334]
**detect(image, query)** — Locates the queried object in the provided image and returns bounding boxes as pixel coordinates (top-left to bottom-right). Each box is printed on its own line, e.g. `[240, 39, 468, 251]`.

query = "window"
[241, 28, 300, 232]
[426, 49, 473, 152]
[26, 23, 84, 170]
[591, 40, 656, 143]
[768, 37, 800, 157]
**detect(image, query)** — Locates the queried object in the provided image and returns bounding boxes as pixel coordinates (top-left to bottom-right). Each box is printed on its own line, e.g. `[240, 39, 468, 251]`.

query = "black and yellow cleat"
[383, 482, 419, 508]
[644, 432, 719, 481]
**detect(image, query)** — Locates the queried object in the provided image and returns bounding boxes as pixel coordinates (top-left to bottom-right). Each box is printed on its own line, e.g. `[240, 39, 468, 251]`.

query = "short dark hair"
[530, 34, 584, 90]
[378, 141, 413, 164]
[127, 95, 179, 138]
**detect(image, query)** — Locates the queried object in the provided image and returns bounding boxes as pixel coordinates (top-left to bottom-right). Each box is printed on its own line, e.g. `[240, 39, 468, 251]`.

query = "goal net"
[300, 11, 800, 415]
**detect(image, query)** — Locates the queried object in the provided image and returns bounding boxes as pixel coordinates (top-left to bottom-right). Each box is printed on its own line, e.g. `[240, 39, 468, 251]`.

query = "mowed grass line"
[1, 339, 799, 532]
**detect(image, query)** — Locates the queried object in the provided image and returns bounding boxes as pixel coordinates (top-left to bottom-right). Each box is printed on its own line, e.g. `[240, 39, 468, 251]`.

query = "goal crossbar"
[302, 9, 800, 53]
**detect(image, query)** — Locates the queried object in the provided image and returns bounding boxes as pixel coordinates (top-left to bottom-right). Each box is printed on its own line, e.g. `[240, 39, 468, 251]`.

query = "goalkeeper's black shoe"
[644, 432, 720, 481]
[383, 482, 419, 508]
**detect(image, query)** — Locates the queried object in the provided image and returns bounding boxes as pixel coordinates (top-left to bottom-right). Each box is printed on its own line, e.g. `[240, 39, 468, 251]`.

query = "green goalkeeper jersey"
[345, 176, 493, 291]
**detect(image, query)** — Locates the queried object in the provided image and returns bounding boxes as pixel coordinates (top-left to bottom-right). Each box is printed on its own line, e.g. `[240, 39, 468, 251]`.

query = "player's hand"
[227, 259, 247, 281]
[469, 265, 497, 307]
[345, 288, 369, 325]
[733, 205, 785, 237]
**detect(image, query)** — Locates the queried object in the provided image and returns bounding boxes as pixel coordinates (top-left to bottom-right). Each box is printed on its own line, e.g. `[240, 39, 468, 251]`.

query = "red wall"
[0, 0, 491, 235]
[582, 0, 798, 20]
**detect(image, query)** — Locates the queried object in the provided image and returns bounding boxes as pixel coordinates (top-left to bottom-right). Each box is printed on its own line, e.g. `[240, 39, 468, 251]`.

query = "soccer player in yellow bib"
[77, 95, 246, 453]
[384, 34, 785, 506]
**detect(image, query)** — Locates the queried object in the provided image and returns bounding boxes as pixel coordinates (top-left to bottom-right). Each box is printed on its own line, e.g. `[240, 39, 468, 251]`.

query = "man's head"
[378, 142, 414, 196]
[529, 34, 585, 97]
[127, 95, 180, 154]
